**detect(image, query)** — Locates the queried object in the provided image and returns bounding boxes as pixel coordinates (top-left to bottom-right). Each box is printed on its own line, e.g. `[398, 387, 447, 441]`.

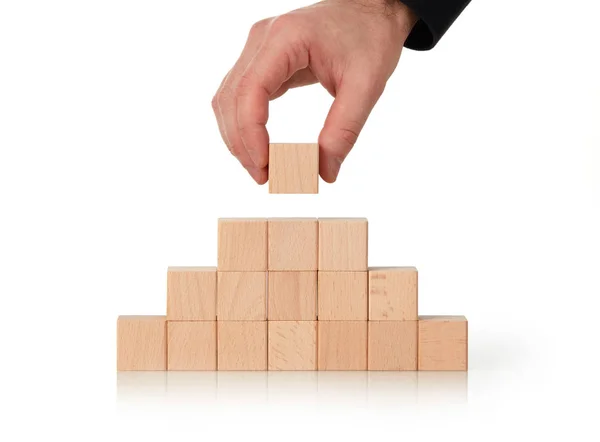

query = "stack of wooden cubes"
[117, 217, 468, 372]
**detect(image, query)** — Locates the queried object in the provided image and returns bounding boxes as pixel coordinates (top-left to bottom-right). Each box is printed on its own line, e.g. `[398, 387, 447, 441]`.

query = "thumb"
[318, 73, 384, 183]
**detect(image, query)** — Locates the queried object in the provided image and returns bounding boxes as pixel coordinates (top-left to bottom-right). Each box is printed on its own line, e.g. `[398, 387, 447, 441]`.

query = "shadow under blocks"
[117, 218, 468, 372]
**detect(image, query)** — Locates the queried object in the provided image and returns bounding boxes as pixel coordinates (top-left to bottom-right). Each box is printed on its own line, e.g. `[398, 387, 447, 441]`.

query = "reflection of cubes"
[417, 371, 468, 404]
[218, 321, 267, 371]
[268, 321, 317, 371]
[418, 316, 468, 371]
[117, 316, 166, 371]
[218, 218, 267, 271]
[318, 321, 367, 371]
[318, 218, 368, 271]
[368, 321, 417, 371]
[367, 372, 418, 405]
[167, 321, 216, 371]
[268, 271, 317, 320]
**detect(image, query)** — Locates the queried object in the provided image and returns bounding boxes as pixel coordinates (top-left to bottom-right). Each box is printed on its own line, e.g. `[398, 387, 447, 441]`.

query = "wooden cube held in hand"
[117, 316, 166, 371]
[418, 316, 468, 371]
[369, 267, 418, 321]
[268, 143, 319, 194]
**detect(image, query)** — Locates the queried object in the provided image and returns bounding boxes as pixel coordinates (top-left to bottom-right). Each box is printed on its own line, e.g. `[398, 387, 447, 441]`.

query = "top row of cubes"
[218, 218, 368, 271]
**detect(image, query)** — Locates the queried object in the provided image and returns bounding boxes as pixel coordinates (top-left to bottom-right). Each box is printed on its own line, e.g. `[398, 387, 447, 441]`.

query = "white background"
[1, 0, 599, 440]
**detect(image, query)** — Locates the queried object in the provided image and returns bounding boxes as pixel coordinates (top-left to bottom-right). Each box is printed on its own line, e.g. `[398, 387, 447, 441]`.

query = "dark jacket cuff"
[400, 0, 472, 50]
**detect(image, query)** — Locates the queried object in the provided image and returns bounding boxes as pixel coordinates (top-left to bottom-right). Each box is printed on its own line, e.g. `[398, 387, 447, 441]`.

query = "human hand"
[212, 0, 417, 184]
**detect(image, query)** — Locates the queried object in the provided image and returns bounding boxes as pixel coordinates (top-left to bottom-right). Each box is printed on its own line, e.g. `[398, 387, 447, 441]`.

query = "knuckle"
[320, 123, 361, 159]
[235, 75, 253, 95]
[337, 126, 360, 152]
[268, 14, 296, 34]
[216, 85, 233, 105]
[249, 19, 268, 37]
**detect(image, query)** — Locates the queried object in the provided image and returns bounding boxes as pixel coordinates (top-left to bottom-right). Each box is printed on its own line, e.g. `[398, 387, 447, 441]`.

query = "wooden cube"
[218, 321, 267, 371]
[318, 271, 367, 320]
[268, 321, 317, 371]
[217, 272, 266, 320]
[369, 267, 418, 321]
[268, 218, 318, 270]
[218, 218, 267, 271]
[117, 316, 166, 371]
[167, 321, 216, 371]
[368, 321, 418, 371]
[268, 271, 317, 320]
[318, 321, 367, 371]
[167, 267, 216, 320]
[418, 316, 468, 371]
[318, 218, 368, 271]
[268, 143, 318, 194]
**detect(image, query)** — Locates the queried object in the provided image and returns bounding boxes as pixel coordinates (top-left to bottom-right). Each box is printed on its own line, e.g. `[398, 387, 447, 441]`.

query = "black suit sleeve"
[400, 0, 472, 50]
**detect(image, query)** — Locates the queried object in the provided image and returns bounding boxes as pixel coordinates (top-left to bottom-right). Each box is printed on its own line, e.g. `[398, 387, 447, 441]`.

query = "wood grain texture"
[368, 267, 418, 321]
[418, 316, 468, 371]
[218, 321, 267, 371]
[268, 218, 318, 270]
[217, 272, 266, 320]
[117, 316, 166, 371]
[218, 218, 267, 271]
[167, 321, 216, 371]
[268, 143, 318, 194]
[167, 267, 216, 320]
[318, 321, 367, 371]
[318, 218, 368, 271]
[368, 321, 418, 371]
[268, 321, 317, 371]
[268, 271, 317, 320]
[318, 271, 368, 320]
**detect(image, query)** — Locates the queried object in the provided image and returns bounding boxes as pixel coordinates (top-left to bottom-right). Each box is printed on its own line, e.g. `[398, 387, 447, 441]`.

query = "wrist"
[384, 0, 419, 37]
[341, 0, 418, 37]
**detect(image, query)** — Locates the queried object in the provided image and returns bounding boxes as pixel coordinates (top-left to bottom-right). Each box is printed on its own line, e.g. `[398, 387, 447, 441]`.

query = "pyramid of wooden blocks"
[117, 217, 468, 372]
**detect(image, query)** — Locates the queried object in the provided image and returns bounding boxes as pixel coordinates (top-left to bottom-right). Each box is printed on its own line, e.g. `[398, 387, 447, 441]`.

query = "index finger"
[235, 24, 309, 168]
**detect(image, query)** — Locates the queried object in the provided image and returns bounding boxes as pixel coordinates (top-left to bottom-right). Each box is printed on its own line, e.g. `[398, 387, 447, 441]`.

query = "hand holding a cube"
[211, 0, 418, 184]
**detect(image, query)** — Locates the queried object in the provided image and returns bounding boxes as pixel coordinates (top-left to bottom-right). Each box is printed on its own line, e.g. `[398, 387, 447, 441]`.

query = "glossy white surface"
[1, 0, 598, 440]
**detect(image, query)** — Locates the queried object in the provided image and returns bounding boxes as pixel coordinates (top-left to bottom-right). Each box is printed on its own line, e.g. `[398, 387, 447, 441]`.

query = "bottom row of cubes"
[117, 316, 467, 371]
